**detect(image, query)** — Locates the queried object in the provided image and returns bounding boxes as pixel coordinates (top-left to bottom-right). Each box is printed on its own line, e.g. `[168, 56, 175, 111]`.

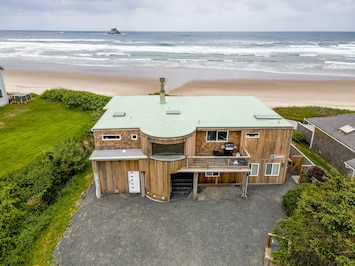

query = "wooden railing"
[184, 146, 250, 170]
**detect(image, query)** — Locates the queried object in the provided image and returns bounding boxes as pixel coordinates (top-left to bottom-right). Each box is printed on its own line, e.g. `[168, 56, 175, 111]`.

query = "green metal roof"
[92, 96, 293, 138]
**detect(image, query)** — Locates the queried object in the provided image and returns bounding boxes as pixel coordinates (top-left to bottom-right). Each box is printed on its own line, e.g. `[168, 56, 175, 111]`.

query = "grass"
[273, 106, 355, 122]
[24, 166, 93, 265]
[293, 142, 336, 175]
[0, 95, 92, 177]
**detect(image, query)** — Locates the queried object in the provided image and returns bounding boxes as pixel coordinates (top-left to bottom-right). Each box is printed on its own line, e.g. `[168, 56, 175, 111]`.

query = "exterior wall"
[92, 126, 293, 200]
[241, 128, 293, 184]
[97, 160, 141, 194]
[311, 128, 354, 175]
[297, 122, 313, 144]
[0, 70, 9, 107]
[145, 158, 185, 201]
[195, 129, 241, 155]
[93, 129, 141, 150]
[198, 172, 244, 184]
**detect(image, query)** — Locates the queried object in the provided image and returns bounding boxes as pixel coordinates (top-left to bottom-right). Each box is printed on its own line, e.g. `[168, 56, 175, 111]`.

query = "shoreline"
[3, 67, 355, 110]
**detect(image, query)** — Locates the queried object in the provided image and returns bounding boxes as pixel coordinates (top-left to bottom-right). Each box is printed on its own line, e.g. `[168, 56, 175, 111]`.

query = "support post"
[91, 161, 101, 199]
[241, 172, 249, 198]
[192, 172, 198, 200]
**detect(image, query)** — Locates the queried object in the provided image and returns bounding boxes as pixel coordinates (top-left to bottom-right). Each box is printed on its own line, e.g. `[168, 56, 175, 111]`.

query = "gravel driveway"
[54, 176, 296, 266]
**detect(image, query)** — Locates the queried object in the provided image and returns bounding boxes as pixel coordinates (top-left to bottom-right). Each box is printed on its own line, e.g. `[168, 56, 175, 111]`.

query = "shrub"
[282, 185, 304, 217]
[304, 165, 330, 183]
[41, 88, 110, 111]
[273, 174, 355, 265]
[0, 139, 89, 264]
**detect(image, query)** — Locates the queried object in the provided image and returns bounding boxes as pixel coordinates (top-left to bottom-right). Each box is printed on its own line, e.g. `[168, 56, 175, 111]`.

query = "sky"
[0, 0, 354, 31]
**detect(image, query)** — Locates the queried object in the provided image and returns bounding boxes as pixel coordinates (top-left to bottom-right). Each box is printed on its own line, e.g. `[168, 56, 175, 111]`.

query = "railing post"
[241, 172, 249, 198]
[193, 172, 198, 200]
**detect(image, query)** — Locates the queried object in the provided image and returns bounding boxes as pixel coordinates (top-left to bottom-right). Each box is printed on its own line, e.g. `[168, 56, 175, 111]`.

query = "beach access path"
[54, 175, 296, 266]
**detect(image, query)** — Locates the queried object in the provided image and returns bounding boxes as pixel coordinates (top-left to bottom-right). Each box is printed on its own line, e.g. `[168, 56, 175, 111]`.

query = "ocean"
[1, 31, 355, 79]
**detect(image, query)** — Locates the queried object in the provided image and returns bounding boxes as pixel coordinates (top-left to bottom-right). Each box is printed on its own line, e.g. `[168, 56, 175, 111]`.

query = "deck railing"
[184, 146, 251, 170]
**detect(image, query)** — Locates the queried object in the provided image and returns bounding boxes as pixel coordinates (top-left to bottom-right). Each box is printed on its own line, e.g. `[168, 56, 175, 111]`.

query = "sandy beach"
[3, 68, 355, 110]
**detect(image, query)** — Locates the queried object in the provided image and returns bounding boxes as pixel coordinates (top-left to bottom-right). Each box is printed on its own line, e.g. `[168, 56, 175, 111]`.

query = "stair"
[170, 173, 193, 200]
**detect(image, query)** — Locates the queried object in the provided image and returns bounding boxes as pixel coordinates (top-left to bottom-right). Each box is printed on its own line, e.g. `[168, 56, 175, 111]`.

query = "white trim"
[246, 132, 260, 138]
[206, 130, 228, 142]
[102, 134, 121, 141]
[205, 172, 220, 177]
[131, 134, 138, 140]
[265, 163, 280, 176]
[249, 163, 259, 176]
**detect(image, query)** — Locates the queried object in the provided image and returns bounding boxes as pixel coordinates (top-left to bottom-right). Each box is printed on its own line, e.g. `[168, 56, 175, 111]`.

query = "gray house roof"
[306, 113, 355, 152]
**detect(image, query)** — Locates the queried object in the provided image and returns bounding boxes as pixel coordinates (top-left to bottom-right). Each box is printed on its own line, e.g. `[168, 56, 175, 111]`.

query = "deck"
[179, 146, 251, 173]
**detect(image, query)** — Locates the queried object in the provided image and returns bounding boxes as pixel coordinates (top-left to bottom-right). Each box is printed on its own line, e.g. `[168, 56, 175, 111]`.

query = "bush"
[0, 139, 89, 264]
[282, 185, 304, 217]
[304, 165, 330, 183]
[273, 174, 355, 265]
[41, 88, 110, 111]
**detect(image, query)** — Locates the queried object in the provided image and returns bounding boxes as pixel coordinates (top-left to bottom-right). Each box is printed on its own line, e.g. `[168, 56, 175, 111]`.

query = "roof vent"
[339, 124, 355, 134]
[254, 114, 282, 120]
[166, 110, 181, 115]
[113, 112, 126, 117]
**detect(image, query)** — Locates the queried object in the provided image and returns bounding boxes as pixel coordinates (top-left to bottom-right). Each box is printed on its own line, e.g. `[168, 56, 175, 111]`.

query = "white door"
[128, 171, 140, 193]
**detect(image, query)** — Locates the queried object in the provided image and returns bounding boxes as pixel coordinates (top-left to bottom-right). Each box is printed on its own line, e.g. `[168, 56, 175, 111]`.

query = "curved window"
[152, 143, 184, 156]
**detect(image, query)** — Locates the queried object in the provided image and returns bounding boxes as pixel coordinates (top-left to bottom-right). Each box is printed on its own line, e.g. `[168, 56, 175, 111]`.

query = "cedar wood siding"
[93, 126, 292, 197]
[240, 128, 292, 184]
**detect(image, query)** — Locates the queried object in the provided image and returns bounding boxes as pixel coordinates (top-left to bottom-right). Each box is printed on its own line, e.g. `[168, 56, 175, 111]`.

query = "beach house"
[304, 114, 355, 177]
[89, 79, 293, 202]
[0, 66, 9, 107]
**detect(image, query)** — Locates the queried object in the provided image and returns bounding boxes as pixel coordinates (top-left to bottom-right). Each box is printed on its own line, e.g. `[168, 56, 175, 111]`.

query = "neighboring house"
[305, 114, 355, 177]
[0, 66, 9, 107]
[89, 81, 293, 202]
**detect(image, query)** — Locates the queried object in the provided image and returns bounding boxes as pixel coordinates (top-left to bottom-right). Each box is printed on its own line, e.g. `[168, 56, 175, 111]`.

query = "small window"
[246, 133, 260, 138]
[102, 134, 121, 140]
[265, 163, 280, 176]
[205, 172, 220, 177]
[131, 134, 138, 140]
[249, 163, 259, 176]
[206, 130, 228, 142]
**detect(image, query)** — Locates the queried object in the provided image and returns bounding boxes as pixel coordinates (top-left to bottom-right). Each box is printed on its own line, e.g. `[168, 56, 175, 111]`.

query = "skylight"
[339, 125, 355, 134]
[113, 112, 126, 117]
[254, 114, 282, 120]
[166, 110, 181, 115]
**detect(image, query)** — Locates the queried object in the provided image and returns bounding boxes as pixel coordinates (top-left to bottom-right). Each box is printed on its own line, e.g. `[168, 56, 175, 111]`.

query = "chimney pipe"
[159, 77, 166, 104]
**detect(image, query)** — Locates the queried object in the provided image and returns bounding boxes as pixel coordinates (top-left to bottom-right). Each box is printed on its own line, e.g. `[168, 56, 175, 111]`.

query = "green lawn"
[0, 95, 92, 177]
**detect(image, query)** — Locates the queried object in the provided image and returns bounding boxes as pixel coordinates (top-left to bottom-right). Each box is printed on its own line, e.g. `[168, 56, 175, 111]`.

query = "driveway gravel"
[54, 176, 296, 266]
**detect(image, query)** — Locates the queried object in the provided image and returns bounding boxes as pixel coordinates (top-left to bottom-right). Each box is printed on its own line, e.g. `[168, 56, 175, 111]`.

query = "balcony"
[179, 146, 251, 173]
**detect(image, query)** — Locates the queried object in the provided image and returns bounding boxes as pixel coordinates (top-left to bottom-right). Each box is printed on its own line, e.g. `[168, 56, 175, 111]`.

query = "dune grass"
[273, 106, 354, 122]
[0, 95, 92, 177]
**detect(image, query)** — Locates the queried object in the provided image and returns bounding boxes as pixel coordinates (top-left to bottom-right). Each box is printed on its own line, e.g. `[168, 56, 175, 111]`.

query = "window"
[265, 163, 280, 176]
[246, 133, 260, 138]
[249, 163, 259, 176]
[206, 130, 228, 142]
[131, 134, 138, 140]
[205, 172, 220, 177]
[152, 143, 184, 156]
[102, 134, 121, 140]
